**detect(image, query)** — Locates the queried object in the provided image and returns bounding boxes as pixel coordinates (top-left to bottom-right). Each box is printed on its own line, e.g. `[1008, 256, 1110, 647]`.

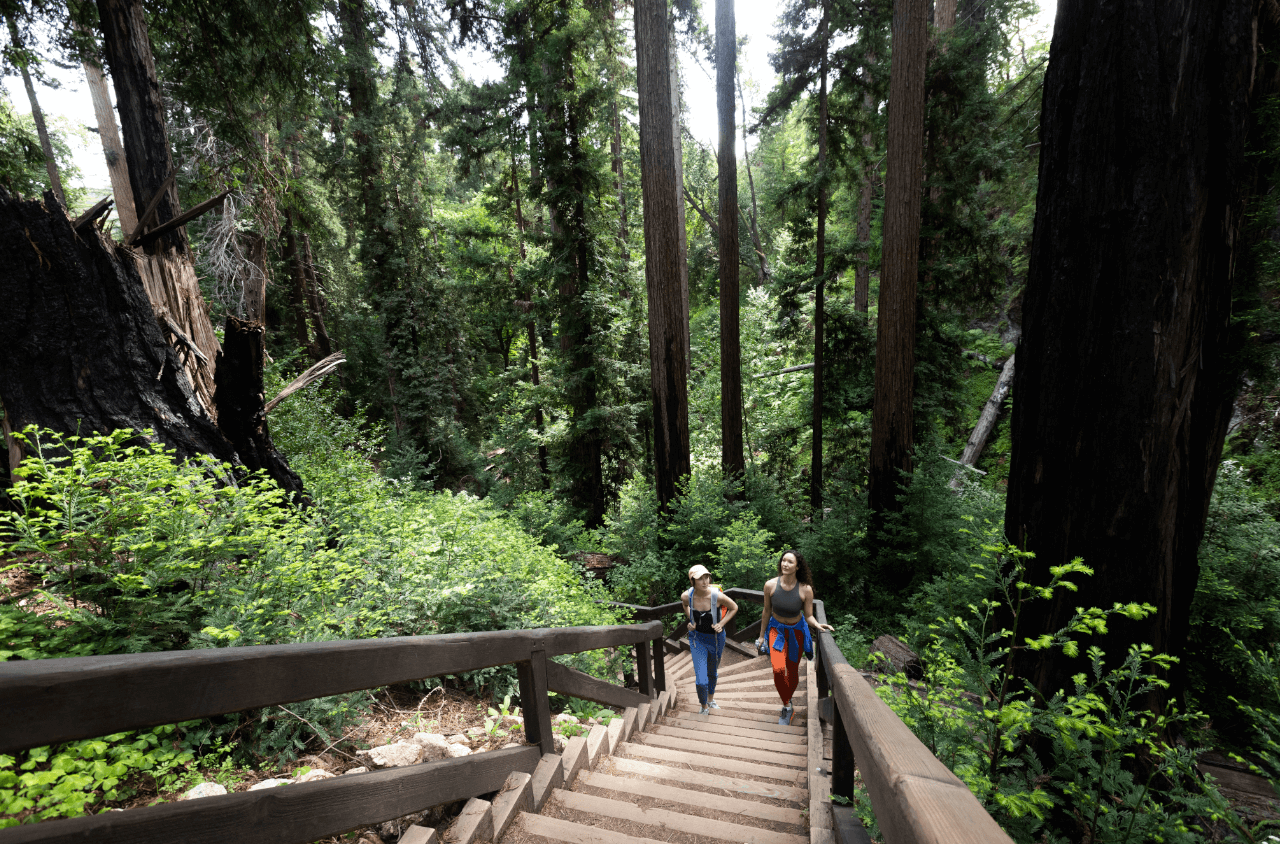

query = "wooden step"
[550, 789, 809, 844]
[707, 689, 806, 702]
[681, 698, 806, 718]
[577, 770, 807, 827]
[617, 742, 806, 785]
[603, 755, 807, 803]
[634, 733, 807, 769]
[648, 724, 808, 758]
[519, 812, 666, 844]
[672, 703, 806, 729]
[677, 673, 780, 692]
[662, 715, 806, 744]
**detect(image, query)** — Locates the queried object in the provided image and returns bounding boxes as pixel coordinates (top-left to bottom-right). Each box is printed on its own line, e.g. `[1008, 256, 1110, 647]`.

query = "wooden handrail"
[0, 620, 666, 844]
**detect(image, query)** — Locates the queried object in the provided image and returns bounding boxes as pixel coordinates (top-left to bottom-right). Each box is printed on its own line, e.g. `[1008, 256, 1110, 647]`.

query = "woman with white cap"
[682, 564, 739, 715]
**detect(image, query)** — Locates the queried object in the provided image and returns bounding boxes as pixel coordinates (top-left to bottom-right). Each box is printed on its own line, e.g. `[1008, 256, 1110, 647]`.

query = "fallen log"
[950, 352, 1015, 489]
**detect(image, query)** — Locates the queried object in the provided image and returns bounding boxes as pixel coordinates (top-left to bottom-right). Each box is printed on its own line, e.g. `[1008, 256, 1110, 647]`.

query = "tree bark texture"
[6, 14, 65, 206]
[739, 77, 768, 285]
[810, 32, 829, 514]
[854, 61, 875, 315]
[215, 318, 306, 499]
[636, 0, 692, 511]
[0, 190, 235, 476]
[717, 0, 744, 481]
[1005, 0, 1279, 702]
[669, 9, 691, 374]
[79, 29, 138, 236]
[97, 0, 221, 417]
[868, 0, 928, 520]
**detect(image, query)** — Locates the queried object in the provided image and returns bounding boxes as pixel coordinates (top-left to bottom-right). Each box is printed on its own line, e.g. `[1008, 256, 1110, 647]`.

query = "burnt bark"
[636, 0, 691, 512]
[868, 0, 928, 524]
[0, 190, 235, 476]
[1006, 0, 1279, 704]
[215, 318, 305, 499]
[717, 0, 744, 483]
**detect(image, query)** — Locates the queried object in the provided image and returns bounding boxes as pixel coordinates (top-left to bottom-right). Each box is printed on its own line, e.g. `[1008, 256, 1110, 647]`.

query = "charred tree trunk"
[637, 0, 692, 512]
[1006, 0, 1279, 706]
[717, 0, 744, 483]
[868, 0, 928, 530]
[0, 190, 235, 477]
[96, 0, 220, 416]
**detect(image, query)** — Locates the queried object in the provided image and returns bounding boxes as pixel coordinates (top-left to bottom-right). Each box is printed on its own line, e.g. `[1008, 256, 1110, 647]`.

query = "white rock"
[502, 742, 523, 750]
[446, 743, 472, 758]
[181, 782, 228, 800]
[554, 714, 579, 725]
[465, 726, 486, 739]
[295, 769, 335, 783]
[553, 734, 568, 753]
[412, 732, 450, 761]
[356, 741, 423, 769]
[343, 766, 369, 776]
[503, 714, 524, 725]
[249, 778, 291, 791]
[445, 733, 468, 745]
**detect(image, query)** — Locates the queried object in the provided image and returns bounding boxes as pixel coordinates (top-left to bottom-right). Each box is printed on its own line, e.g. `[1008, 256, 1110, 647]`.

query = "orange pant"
[768, 626, 800, 705]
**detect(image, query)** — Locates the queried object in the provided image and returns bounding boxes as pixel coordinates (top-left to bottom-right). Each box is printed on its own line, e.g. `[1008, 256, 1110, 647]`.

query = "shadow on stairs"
[401, 651, 834, 844]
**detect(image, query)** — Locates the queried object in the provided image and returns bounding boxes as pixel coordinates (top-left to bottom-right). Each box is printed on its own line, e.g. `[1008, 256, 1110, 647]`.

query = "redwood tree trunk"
[79, 26, 138, 235]
[6, 13, 65, 206]
[1006, 0, 1278, 704]
[717, 0, 744, 482]
[868, 0, 928, 523]
[810, 26, 829, 515]
[636, 0, 691, 511]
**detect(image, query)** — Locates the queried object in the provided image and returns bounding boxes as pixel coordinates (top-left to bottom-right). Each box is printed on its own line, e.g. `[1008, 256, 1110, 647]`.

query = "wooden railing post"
[653, 635, 666, 693]
[637, 639, 654, 697]
[830, 691, 855, 800]
[517, 646, 555, 755]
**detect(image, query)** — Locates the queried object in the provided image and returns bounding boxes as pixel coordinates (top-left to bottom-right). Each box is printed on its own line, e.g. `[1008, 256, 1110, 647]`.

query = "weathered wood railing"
[616, 588, 1012, 844]
[0, 622, 665, 844]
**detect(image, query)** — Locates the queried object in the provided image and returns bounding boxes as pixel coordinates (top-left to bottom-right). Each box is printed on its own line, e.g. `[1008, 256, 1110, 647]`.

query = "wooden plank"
[649, 724, 807, 758]
[0, 622, 661, 754]
[72, 194, 112, 231]
[546, 659, 648, 711]
[809, 774, 832, 830]
[606, 715, 625, 755]
[637, 702, 652, 732]
[709, 689, 806, 701]
[551, 789, 808, 844]
[638, 636, 654, 696]
[518, 649, 554, 756]
[830, 805, 873, 844]
[620, 707, 639, 743]
[694, 698, 806, 716]
[400, 826, 438, 844]
[562, 734, 589, 787]
[0, 745, 540, 844]
[724, 638, 759, 659]
[827, 662, 1013, 844]
[812, 826, 836, 844]
[445, 796, 492, 844]
[125, 168, 175, 245]
[605, 756, 807, 803]
[617, 743, 806, 785]
[578, 770, 806, 826]
[637, 733, 807, 769]
[531, 753, 563, 812]
[652, 637, 666, 693]
[586, 723, 609, 768]
[663, 716, 806, 744]
[519, 812, 669, 844]
[490, 771, 532, 841]
[672, 706, 807, 734]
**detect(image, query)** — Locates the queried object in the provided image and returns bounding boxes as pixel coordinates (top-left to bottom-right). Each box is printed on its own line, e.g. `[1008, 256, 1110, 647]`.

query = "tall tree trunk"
[738, 76, 768, 286]
[934, 0, 957, 32]
[1006, 0, 1278, 706]
[717, 0, 744, 482]
[810, 15, 830, 515]
[78, 24, 138, 235]
[300, 233, 333, 358]
[6, 13, 65, 205]
[669, 7, 691, 374]
[608, 3, 630, 261]
[636, 0, 691, 512]
[97, 0, 221, 417]
[855, 60, 875, 314]
[282, 211, 313, 355]
[512, 160, 549, 485]
[949, 352, 1013, 489]
[868, 0, 928, 526]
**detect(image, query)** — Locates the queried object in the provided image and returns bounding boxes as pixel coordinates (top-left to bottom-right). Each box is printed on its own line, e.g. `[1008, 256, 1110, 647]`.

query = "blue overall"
[686, 587, 726, 707]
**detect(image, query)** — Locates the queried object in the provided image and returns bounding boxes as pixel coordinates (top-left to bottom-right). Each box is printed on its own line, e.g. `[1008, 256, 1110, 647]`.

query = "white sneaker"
[700, 706, 710, 715]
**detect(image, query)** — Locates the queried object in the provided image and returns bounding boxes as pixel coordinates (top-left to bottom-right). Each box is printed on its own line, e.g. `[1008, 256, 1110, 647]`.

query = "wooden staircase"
[416, 651, 832, 844]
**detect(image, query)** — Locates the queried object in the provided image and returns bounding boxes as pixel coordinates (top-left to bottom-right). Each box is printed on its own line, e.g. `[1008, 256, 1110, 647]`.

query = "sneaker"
[699, 706, 711, 716]
[708, 701, 720, 710]
[778, 703, 793, 725]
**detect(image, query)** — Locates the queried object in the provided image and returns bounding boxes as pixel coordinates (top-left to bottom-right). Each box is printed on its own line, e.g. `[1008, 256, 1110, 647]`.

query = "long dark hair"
[776, 549, 812, 585]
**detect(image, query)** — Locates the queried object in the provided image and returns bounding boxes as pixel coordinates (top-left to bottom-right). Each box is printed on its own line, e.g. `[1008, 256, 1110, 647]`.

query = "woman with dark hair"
[755, 550, 833, 724]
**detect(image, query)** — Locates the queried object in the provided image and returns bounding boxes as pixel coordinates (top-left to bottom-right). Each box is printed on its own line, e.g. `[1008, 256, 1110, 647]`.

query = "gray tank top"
[772, 579, 804, 617]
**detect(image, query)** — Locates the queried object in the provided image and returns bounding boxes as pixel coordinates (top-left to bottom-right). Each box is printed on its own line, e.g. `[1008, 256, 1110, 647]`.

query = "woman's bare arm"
[803, 584, 834, 632]
[713, 593, 739, 633]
